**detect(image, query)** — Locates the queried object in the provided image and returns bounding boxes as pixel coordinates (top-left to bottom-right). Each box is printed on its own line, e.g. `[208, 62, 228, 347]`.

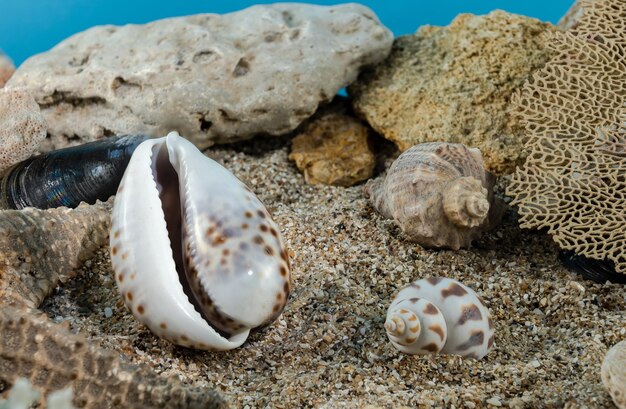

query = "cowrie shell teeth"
[110, 132, 291, 350]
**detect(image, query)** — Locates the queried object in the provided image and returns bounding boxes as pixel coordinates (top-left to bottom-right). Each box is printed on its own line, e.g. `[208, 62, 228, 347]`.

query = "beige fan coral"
[507, 0, 626, 274]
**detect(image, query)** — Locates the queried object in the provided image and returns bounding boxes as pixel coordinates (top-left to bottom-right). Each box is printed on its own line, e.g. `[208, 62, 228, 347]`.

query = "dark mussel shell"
[560, 251, 626, 284]
[0, 135, 150, 210]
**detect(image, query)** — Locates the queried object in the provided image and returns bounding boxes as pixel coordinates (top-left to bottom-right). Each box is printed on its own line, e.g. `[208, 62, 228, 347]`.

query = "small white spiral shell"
[385, 277, 495, 359]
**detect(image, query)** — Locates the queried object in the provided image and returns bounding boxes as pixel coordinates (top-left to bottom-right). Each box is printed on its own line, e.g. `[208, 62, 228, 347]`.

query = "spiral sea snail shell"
[365, 142, 504, 249]
[110, 132, 291, 350]
[385, 277, 494, 359]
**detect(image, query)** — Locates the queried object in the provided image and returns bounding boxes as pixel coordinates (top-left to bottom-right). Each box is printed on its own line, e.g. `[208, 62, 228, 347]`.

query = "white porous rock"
[0, 88, 47, 173]
[7, 3, 393, 150]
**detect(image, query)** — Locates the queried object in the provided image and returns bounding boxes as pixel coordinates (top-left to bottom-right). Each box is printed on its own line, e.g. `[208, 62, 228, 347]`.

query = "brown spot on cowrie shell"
[206, 227, 215, 236]
[429, 325, 445, 341]
[410, 298, 419, 303]
[423, 303, 439, 315]
[160, 323, 167, 329]
[222, 249, 230, 256]
[117, 273, 124, 282]
[456, 330, 485, 351]
[137, 305, 145, 314]
[114, 230, 120, 239]
[488, 335, 495, 348]
[276, 293, 282, 301]
[121, 252, 129, 260]
[241, 223, 249, 229]
[441, 283, 468, 298]
[257, 210, 265, 218]
[127, 292, 133, 301]
[253, 236, 264, 245]
[272, 304, 280, 313]
[411, 284, 421, 290]
[458, 304, 483, 325]
[213, 235, 226, 246]
[270, 228, 278, 237]
[265, 246, 274, 256]
[426, 277, 443, 285]
[260, 224, 268, 232]
[280, 265, 288, 277]
[422, 343, 440, 353]
[283, 282, 290, 293]
[112, 246, 118, 256]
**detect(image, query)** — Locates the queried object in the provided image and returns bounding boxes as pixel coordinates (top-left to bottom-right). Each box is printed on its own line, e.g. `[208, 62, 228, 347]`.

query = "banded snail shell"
[365, 142, 504, 249]
[385, 277, 495, 359]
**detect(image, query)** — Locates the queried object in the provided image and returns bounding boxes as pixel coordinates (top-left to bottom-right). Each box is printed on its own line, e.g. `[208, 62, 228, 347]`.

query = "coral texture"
[364, 142, 504, 250]
[0, 51, 14, 87]
[507, 0, 626, 274]
[0, 88, 47, 173]
[602, 340, 626, 409]
[7, 3, 392, 151]
[289, 110, 375, 187]
[349, 11, 554, 174]
[0, 202, 226, 408]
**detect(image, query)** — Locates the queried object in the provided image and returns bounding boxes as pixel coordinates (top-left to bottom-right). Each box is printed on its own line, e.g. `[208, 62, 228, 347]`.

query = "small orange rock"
[289, 111, 375, 187]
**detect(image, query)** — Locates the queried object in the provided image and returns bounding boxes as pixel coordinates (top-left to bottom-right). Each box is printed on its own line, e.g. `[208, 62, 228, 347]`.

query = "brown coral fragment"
[0, 202, 227, 408]
[289, 111, 375, 186]
[507, 0, 626, 274]
[349, 11, 555, 174]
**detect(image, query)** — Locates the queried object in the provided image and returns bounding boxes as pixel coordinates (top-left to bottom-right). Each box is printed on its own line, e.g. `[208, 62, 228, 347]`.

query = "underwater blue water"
[2, 0, 573, 66]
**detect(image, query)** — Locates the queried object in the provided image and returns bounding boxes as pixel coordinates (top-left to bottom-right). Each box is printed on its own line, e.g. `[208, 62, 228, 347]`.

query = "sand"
[42, 135, 625, 408]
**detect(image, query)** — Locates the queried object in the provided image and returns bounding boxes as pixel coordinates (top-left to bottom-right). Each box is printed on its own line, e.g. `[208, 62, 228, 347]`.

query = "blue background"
[2, 0, 573, 66]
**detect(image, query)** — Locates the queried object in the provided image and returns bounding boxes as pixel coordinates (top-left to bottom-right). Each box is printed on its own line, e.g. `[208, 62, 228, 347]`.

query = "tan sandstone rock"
[350, 11, 555, 174]
[0, 51, 14, 87]
[290, 105, 375, 187]
[7, 3, 392, 151]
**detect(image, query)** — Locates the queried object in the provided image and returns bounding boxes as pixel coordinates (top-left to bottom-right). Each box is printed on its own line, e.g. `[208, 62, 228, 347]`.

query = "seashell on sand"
[110, 131, 291, 350]
[365, 142, 504, 249]
[602, 340, 626, 409]
[385, 277, 495, 359]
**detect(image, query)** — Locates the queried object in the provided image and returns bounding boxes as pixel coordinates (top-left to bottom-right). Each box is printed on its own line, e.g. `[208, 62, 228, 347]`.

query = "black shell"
[0, 135, 150, 210]
[560, 251, 626, 284]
